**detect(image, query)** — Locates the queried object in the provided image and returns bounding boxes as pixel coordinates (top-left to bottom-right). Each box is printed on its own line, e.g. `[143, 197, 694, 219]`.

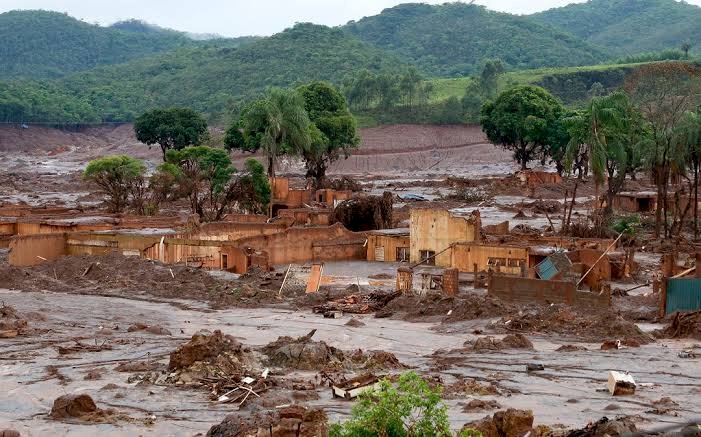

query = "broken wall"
[234, 223, 366, 266]
[410, 208, 480, 267]
[175, 221, 288, 242]
[8, 233, 68, 266]
[278, 208, 333, 226]
[452, 242, 528, 274]
[489, 273, 611, 309]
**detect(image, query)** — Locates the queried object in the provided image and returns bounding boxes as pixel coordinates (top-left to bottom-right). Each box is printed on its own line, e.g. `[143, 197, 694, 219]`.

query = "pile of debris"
[5, 253, 241, 309]
[350, 350, 406, 370]
[461, 408, 534, 437]
[490, 304, 654, 344]
[262, 329, 346, 371]
[331, 192, 393, 231]
[655, 311, 701, 340]
[0, 303, 28, 338]
[312, 290, 400, 315]
[207, 405, 328, 437]
[380, 293, 510, 322]
[467, 334, 534, 352]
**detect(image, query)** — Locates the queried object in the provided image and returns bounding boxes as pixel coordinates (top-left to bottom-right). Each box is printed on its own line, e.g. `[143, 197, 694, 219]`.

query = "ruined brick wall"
[221, 213, 268, 223]
[176, 222, 288, 242]
[452, 242, 528, 274]
[278, 209, 333, 226]
[410, 208, 480, 267]
[442, 268, 459, 295]
[488, 273, 610, 309]
[8, 233, 68, 266]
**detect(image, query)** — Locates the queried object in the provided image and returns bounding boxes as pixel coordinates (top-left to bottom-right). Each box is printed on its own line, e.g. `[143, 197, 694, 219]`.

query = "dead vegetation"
[655, 311, 701, 340]
[0, 303, 28, 338]
[331, 192, 393, 231]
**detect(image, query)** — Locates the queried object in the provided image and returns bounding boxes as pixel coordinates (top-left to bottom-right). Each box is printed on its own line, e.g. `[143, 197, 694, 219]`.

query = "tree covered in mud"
[160, 146, 270, 220]
[480, 86, 564, 171]
[83, 155, 146, 213]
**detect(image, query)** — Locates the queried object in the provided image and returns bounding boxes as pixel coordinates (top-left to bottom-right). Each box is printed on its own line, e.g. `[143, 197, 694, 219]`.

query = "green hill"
[532, 0, 701, 56]
[0, 10, 197, 79]
[343, 2, 608, 77]
[0, 23, 410, 123]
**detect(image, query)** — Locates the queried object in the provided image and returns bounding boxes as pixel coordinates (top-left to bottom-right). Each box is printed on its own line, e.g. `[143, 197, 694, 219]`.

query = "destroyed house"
[607, 192, 657, 213]
[366, 228, 410, 262]
[451, 242, 552, 275]
[410, 207, 480, 267]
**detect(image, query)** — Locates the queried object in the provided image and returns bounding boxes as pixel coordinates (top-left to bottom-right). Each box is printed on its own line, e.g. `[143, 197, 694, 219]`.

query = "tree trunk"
[695, 162, 699, 240]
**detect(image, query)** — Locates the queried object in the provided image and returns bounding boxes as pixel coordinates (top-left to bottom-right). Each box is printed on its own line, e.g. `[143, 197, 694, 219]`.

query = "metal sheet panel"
[666, 278, 701, 315]
[535, 257, 558, 280]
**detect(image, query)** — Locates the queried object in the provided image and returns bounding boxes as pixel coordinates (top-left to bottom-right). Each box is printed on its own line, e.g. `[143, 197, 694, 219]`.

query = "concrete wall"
[278, 209, 333, 226]
[452, 243, 528, 274]
[367, 234, 410, 262]
[8, 233, 68, 266]
[488, 273, 610, 309]
[175, 222, 287, 242]
[410, 208, 480, 267]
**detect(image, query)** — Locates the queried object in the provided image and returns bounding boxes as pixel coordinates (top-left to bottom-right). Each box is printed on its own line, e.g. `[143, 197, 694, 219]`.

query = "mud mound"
[463, 399, 502, 412]
[345, 318, 365, 327]
[207, 405, 328, 437]
[169, 330, 248, 371]
[444, 377, 499, 398]
[127, 323, 172, 336]
[383, 293, 511, 322]
[3, 252, 250, 309]
[351, 350, 406, 370]
[468, 334, 534, 351]
[49, 393, 127, 424]
[654, 311, 701, 340]
[564, 416, 637, 436]
[491, 305, 654, 344]
[262, 329, 345, 371]
[556, 345, 587, 352]
[0, 304, 28, 337]
[527, 199, 561, 214]
[461, 409, 534, 437]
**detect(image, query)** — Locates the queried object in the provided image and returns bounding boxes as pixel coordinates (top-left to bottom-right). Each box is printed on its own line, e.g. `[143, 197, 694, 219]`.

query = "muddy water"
[1, 289, 699, 435]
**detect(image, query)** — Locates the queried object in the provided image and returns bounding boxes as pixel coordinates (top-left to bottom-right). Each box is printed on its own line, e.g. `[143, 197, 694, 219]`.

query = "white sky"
[2, 0, 699, 37]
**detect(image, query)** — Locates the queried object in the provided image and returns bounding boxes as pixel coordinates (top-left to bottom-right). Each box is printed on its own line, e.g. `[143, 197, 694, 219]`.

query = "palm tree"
[672, 110, 701, 237]
[564, 92, 642, 217]
[253, 88, 311, 179]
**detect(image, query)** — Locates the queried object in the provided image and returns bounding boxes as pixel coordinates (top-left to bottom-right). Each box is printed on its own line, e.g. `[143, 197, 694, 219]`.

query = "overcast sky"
[2, 0, 700, 37]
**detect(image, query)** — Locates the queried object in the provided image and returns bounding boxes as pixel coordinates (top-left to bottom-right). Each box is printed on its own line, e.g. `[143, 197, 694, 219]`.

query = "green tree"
[163, 146, 236, 221]
[226, 88, 311, 178]
[134, 108, 208, 161]
[564, 91, 647, 216]
[479, 59, 505, 99]
[235, 159, 271, 215]
[329, 371, 452, 437]
[297, 81, 360, 187]
[83, 155, 146, 213]
[625, 62, 701, 237]
[480, 85, 564, 170]
[681, 41, 692, 59]
[672, 110, 701, 237]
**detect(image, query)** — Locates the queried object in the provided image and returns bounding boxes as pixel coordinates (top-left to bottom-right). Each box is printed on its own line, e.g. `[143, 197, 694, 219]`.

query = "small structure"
[366, 228, 410, 262]
[396, 267, 413, 293]
[517, 170, 563, 187]
[607, 191, 657, 213]
[410, 207, 481, 267]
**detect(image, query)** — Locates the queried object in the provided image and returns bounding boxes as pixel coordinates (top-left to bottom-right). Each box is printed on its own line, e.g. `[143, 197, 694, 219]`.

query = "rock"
[568, 416, 637, 436]
[526, 363, 545, 372]
[463, 399, 502, 412]
[50, 394, 97, 419]
[262, 329, 345, 371]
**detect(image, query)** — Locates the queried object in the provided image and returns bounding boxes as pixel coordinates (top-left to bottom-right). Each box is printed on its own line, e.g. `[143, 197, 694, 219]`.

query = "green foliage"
[613, 49, 688, 65]
[533, 0, 701, 57]
[297, 81, 360, 185]
[0, 10, 194, 79]
[329, 371, 451, 437]
[480, 85, 564, 170]
[83, 155, 146, 212]
[344, 2, 606, 77]
[237, 159, 271, 215]
[135, 108, 208, 160]
[227, 87, 311, 177]
[612, 215, 641, 236]
[164, 146, 237, 221]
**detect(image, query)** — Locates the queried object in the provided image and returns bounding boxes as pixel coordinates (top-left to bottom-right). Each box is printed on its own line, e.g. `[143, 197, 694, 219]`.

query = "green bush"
[329, 371, 452, 437]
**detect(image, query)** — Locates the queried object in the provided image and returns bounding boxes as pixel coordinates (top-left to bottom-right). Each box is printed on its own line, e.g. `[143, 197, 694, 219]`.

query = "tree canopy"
[480, 85, 564, 170]
[83, 155, 146, 212]
[135, 108, 209, 160]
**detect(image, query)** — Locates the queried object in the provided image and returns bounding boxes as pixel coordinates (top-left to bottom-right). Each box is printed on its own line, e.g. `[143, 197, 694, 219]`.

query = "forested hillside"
[532, 0, 701, 56]
[0, 10, 205, 79]
[344, 3, 607, 76]
[0, 24, 409, 123]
